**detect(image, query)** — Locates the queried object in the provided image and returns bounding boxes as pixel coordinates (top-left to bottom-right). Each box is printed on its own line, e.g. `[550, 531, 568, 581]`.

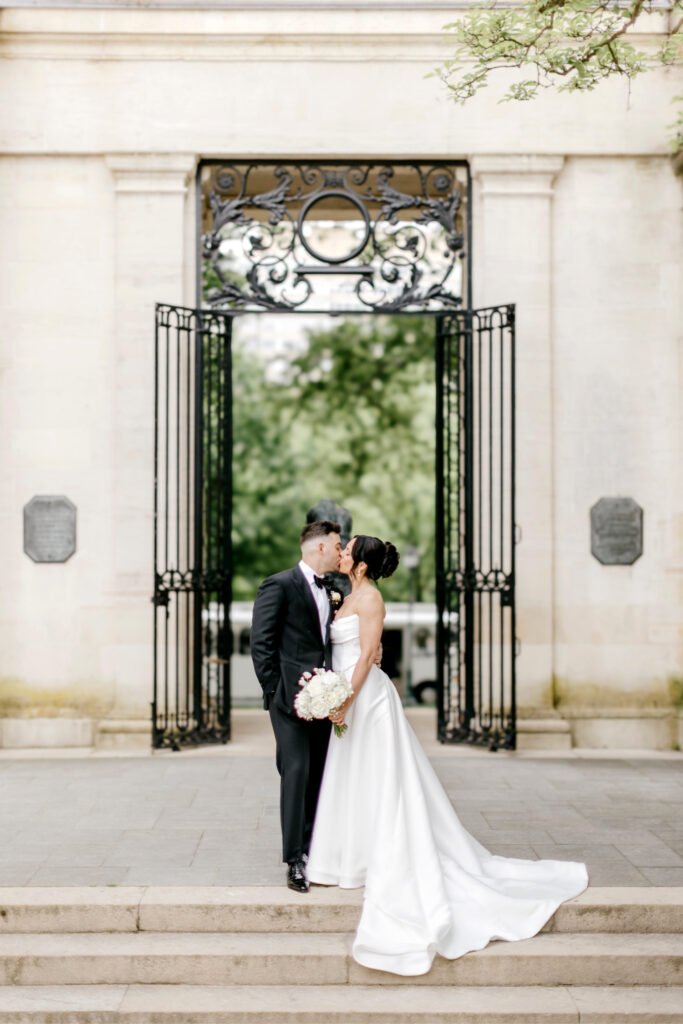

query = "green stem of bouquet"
[333, 723, 348, 738]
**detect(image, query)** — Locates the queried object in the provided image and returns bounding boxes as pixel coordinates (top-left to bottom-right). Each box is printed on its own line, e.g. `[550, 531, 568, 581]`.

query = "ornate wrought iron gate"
[152, 160, 517, 750]
[152, 304, 232, 749]
[436, 307, 517, 749]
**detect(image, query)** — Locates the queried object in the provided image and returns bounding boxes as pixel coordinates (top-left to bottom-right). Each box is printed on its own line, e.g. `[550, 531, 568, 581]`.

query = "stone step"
[0, 984, 681, 1022]
[1, 887, 681, 934]
[0, 932, 680, 987]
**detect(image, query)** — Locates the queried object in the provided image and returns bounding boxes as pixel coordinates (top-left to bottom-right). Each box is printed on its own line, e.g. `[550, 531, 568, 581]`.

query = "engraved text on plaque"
[590, 497, 643, 565]
[24, 495, 77, 563]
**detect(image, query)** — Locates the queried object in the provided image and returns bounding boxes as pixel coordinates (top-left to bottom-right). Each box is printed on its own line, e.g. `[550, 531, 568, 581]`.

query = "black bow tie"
[313, 575, 326, 589]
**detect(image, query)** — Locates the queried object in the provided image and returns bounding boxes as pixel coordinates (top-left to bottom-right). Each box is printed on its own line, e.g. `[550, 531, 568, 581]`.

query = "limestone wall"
[552, 156, 682, 745]
[0, 4, 680, 748]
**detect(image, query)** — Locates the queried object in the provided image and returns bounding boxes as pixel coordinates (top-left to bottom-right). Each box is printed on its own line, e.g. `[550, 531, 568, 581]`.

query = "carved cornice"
[106, 154, 196, 194]
[0, 7, 456, 61]
[470, 155, 566, 198]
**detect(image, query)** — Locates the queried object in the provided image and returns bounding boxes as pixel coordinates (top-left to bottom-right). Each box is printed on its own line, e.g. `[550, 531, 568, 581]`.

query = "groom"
[250, 520, 342, 893]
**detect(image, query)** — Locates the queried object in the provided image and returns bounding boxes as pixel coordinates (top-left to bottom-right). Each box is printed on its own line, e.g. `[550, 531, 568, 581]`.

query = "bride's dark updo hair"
[351, 535, 400, 581]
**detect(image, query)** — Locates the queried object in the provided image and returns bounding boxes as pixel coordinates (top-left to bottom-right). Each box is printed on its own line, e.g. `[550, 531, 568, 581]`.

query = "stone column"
[103, 154, 195, 726]
[470, 155, 567, 746]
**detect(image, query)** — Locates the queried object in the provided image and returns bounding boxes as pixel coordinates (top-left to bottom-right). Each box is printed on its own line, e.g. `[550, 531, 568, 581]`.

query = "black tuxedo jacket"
[250, 566, 334, 716]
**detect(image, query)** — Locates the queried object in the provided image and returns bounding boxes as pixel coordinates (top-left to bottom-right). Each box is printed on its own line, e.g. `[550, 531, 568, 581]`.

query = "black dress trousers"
[268, 705, 331, 864]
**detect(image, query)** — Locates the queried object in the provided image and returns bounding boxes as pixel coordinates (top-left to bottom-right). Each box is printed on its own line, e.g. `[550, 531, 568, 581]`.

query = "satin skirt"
[307, 641, 588, 976]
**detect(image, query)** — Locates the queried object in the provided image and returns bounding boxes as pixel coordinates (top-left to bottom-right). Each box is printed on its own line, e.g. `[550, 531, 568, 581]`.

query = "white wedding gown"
[307, 614, 588, 976]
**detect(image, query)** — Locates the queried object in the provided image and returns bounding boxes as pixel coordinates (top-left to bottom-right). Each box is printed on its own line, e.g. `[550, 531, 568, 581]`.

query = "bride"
[306, 535, 588, 977]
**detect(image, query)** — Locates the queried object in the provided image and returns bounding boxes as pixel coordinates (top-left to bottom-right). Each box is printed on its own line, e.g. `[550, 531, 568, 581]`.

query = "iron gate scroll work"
[153, 305, 232, 749]
[436, 308, 516, 750]
[199, 161, 470, 314]
[153, 160, 517, 749]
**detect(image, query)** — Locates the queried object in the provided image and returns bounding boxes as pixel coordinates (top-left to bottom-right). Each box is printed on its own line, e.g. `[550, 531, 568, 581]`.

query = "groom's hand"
[374, 642, 383, 668]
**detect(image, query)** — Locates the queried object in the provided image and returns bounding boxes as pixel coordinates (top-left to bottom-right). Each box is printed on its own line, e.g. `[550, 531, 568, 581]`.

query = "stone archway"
[151, 161, 516, 751]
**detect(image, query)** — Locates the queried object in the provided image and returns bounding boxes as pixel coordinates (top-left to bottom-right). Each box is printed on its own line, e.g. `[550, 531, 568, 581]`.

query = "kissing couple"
[251, 519, 588, 976]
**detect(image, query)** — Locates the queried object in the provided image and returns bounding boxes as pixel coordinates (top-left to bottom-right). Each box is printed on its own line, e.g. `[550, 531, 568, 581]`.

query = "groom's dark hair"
[300, 520, 341, 546]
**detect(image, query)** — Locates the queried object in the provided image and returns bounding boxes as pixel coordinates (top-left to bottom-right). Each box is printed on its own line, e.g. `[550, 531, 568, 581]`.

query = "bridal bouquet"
[294, 667, 353, 737]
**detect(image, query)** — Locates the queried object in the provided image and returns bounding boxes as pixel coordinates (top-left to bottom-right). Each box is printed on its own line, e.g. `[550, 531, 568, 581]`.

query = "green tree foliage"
[436, 0, 682, 145]
[231, 342, 311, 595]
[232, 315, 437, 602]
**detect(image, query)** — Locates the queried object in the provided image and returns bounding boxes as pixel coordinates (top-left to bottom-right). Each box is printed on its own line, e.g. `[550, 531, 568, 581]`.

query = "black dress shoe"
[287, 859, 309, 893]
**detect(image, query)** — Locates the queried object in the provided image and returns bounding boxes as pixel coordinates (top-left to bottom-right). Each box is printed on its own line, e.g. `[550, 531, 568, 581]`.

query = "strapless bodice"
[331, 612, 360, 639]
[330, 613, 361, 672]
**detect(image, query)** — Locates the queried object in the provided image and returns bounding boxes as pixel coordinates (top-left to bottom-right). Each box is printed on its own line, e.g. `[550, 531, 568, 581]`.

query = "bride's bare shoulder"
[357, 586, 385, 616]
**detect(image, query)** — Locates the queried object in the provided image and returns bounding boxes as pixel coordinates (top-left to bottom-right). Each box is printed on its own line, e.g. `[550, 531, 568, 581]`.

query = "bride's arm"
[330, 593, 384, 726]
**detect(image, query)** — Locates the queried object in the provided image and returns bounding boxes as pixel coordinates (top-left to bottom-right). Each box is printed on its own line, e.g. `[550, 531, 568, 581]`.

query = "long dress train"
[307, 614, 588, 977]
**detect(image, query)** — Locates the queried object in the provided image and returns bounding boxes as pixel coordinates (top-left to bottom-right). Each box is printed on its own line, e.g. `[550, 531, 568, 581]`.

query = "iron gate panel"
[149, 160, 517, 750]
[436, 306, 517, 750]
[153, 303, 232, 749]
[197, 160, 471, 315]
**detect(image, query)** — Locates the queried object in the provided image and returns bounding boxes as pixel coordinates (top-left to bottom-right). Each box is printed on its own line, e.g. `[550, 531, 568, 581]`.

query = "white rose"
[295, 692, 313, 720]
[310, 695, 330, 719]
[307, 678, 325, 699]
[328, 685, 344, 708]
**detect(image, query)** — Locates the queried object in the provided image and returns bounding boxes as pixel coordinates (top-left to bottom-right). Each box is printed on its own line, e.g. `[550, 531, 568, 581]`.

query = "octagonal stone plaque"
[590, 497, 643, 565]
[23, 495, 77, 563]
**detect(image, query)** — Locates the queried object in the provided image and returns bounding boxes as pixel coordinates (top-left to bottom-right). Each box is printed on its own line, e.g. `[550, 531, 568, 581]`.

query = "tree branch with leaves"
[435, 0, 682, 147]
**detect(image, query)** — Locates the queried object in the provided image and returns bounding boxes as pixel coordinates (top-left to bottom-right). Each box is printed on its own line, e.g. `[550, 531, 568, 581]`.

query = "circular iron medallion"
[297, 191, 371, 264]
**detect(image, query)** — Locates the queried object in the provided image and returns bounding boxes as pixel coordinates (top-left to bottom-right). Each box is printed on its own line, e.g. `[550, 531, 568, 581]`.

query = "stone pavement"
[0, 711, 681, 889]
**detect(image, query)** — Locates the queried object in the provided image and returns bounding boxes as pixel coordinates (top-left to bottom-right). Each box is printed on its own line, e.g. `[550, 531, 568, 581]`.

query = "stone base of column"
[561, 708, 680, 752]
[516, 716, 573, 751]
[0, 718, 94, 749]
[95, 719, 150, 751]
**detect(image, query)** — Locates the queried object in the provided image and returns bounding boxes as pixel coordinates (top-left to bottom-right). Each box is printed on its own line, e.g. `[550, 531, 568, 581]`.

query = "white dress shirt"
[298, 559, 329, 641]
